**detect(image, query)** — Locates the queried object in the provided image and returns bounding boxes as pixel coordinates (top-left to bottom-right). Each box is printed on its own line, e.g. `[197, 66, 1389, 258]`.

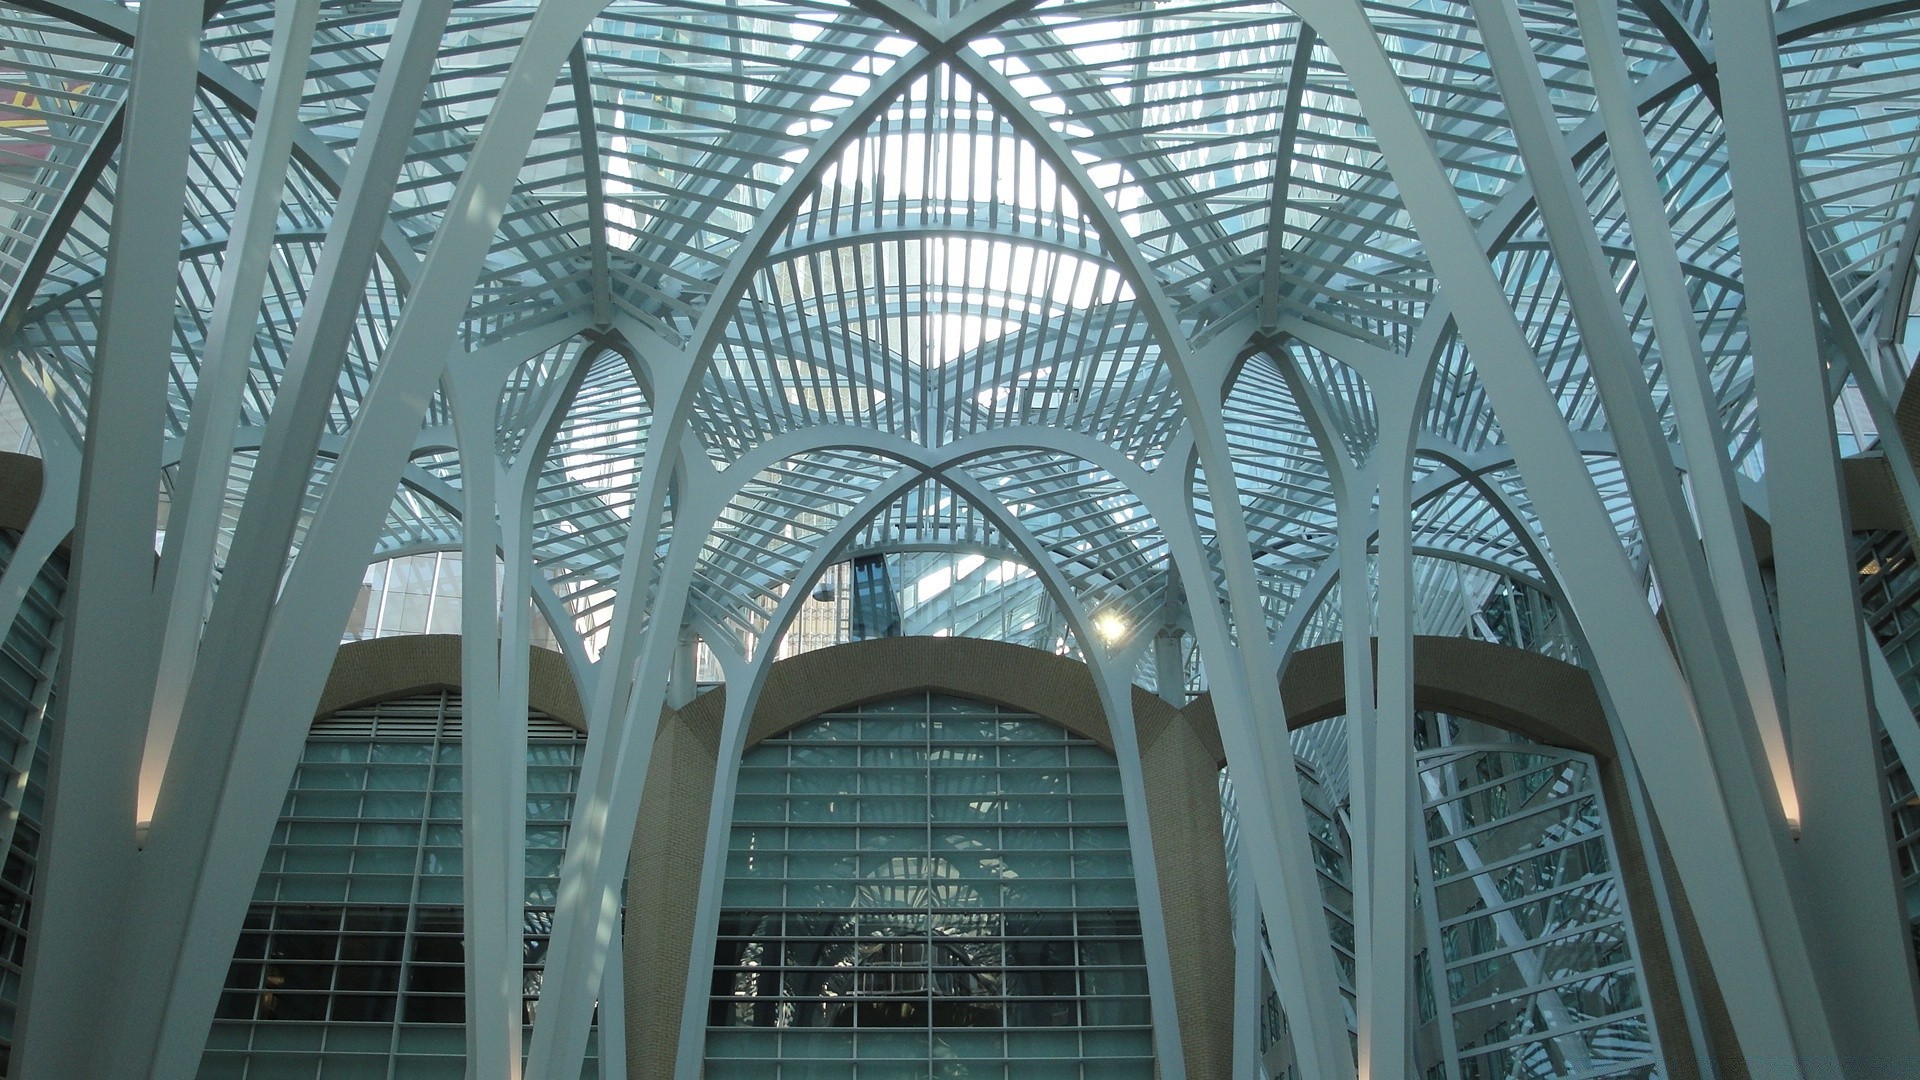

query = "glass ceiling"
[0, 0, 1915, 673]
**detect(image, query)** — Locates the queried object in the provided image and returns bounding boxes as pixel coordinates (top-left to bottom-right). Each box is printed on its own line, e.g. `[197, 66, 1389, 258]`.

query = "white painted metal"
[6, 0, 1920, 1075]
[141, 0, 325, 827]
[1711, 0, 1920, 1057]
[1287, 0, 1829, 1065]
[11, 0, 202, 1074]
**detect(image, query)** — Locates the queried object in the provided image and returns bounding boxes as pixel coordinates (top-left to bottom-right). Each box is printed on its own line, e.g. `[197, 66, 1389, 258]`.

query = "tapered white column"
[1287, 0, 1829, 1063]
[1709, 0, 1920, 1055]
[1150, 431, 1357, 1079]
[527, 428, 714, 1079]
[142, 0, 326, 826]
[448, 359, 526, 1080]
[1362, 372, 1421, 1080]
[14, 1, 201, 1074]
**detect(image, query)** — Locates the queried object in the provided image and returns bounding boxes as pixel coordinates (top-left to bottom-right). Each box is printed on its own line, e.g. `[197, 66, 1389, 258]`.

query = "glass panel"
[706, 692, 1151, 1077]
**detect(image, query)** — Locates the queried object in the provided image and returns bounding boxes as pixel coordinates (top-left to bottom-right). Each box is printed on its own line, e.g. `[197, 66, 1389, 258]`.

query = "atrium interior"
[0, 0, 1916, 1077]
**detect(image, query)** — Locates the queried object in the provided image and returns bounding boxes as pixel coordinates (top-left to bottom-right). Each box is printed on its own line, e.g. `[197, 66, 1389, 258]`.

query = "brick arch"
[316, 633, 585, 730]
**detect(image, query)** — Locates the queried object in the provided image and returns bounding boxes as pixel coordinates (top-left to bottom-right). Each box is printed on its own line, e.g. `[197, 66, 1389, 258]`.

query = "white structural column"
[528, 432, 716, 1080]
[1287, 0, 1830, 1064]
[103, 2, 465, 1072]
[521, 328, 697, 1078]
[1291, 335, 1424, 1080]
[670, 638, 753, 1078]
[954, 51, 1359, 1073]
[1141, 408, 1357, 1076]
[1571, 0, 1796, 823]
[142, 0, 325, 825]
[12, 0, 201, 1075]
[448, 357, 527, 1080]
[1332, 454, 1394, 1077]
[128, 0, 610, 1063]
[1082, 633, 1192, 1080]
[1366, 369, 1422, 1080]
[1231, 844, 1264, 1078]
[1709, 0, 1920, 1058]
[1470, 0, 1856, 1063]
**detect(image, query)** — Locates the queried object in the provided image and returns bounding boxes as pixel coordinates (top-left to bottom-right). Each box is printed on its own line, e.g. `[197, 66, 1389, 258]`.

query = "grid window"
[0, 530, 64, 1079]
[1413, 713, 1657, 1080]
[1855, 529, 1920, 961]
[201, 693, 598, 1079]
[706, 692, 1154, 1079]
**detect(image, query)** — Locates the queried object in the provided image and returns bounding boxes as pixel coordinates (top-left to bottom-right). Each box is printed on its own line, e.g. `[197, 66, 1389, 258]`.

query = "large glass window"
[1854, 528, 1920, 958]
[0, 530, 64, 1078]
[200, 693, 599, 1079]
[705, 692, 1154, 1079]
[1413, 713, 1657, 1079]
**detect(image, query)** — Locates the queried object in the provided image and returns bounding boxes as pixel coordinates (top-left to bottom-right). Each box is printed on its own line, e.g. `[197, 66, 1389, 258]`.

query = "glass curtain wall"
[1852, 528, 1920, 958]
[705, 692, 1153, 1079]
[200, 693, 598, 1080]
[1412, 713, 1658, 1079]
[0, 531, 64, 1078]
[343, 552, 563, 654]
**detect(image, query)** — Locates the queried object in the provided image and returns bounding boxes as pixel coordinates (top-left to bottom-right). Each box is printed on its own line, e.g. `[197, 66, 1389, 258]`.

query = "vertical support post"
[1710, 0, 1920, 1053]
[1090, 639, 1190, 1080]
[1152, 628, 1187, 706]
[1288, 0, 1836, 1063]
[671, 647, 755, 1079]
[1408, 761, 1460, 1080]
[1366, 375, 1421, 1080]
[14, 1, 201, 1074]
[143, 0, 326, 825]
[528, 437, 714, 1080]
[597, 944, 626, 1078]
[1153, 450, 1357, 1080]
[1336, 460, 1406, 1080]
[449, 362, 525, 1080]
[1231, 841, 1264, 1078]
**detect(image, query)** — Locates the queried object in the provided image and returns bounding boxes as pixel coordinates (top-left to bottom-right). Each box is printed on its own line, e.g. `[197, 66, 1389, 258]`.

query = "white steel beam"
[447, 356, 525, 1079]
[1571, 0, 1798, 830]
[1287, 0, 1831, 1064]
[1710, 0, 1920, 1055]
[142, 0, 324, 829]
[952, 53, 1358, 1076]
[12, 0, 202, 1075]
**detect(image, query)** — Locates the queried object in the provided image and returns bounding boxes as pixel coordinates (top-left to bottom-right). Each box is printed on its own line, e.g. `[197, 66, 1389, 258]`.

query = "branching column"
[15, 1, 202, 1074]
[1711, 0, 1920, 1055]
